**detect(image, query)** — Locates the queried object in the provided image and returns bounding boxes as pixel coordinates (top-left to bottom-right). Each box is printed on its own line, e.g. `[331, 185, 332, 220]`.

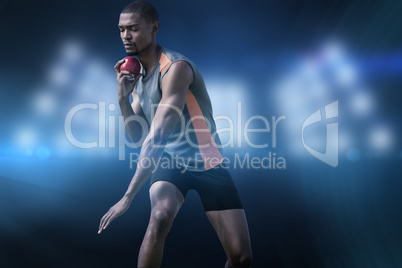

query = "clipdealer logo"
[63, 100, 339, 168]
[302, 101, 339, 167]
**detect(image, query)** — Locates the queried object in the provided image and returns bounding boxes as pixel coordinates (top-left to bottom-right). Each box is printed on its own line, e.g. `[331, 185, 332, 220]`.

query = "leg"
[206, 209, 252, 268]
[138, 181, 185, 268]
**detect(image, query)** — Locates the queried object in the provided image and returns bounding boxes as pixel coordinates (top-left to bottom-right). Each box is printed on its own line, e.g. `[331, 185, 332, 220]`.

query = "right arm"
[114, 59, 149, 145]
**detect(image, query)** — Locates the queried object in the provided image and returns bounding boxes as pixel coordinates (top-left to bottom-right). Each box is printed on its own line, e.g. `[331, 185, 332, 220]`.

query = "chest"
[135, 74, 162, 122]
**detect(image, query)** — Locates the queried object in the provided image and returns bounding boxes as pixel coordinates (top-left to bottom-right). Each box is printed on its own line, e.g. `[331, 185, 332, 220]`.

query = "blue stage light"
[369, 126, 393, 152]
[16, 128, 37, 148]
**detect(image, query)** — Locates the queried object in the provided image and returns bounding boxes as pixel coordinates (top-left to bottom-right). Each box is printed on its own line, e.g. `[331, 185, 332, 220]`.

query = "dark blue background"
[1, 0, 402, 267]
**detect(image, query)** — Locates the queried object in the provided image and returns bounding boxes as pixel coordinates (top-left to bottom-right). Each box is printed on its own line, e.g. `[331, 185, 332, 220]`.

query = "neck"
[137, 42, 161, 76]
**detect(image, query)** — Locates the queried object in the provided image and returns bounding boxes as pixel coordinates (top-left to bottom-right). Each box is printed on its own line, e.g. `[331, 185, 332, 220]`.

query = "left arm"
[98, 61, 193, 233]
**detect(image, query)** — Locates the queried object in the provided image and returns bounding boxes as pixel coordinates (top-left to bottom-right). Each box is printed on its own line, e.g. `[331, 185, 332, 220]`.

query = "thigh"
[192, 166, 243, 211]
[150, 181, 185, 214]
[206, 209, 252, 258]
[150, 153, 190, 202]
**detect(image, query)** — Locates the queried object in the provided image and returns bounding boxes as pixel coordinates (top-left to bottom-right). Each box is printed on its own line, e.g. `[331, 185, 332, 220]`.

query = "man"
[98, 1, 252, 267]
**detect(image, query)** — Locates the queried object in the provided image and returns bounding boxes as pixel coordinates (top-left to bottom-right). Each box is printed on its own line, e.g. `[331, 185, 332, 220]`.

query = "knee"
[229, 251, 252, 267]
[149, 208, 175, 234]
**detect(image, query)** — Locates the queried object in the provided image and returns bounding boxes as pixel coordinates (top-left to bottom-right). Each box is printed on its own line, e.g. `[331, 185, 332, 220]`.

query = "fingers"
[98, 214, 107, 234]
[118, 71, 143, 83]
[99, 214, 105, 232]
[133, 73, 143, 82]
[119, 70, 135, 80]
[98, 211, 114, 234]
[103, 217, 113, 230]
[114, 59, 126, 75]
[98, 214, 110, 234]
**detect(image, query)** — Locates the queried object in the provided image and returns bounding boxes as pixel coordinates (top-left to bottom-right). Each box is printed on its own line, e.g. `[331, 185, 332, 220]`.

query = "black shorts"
[150, 153, 243, 211]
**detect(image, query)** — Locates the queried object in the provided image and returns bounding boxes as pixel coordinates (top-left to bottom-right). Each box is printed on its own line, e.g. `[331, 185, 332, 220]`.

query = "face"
[118, 12, 157, 56]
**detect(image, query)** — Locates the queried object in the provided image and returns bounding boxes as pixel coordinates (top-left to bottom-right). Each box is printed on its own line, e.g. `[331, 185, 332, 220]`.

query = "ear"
[152, 21, 159, 33]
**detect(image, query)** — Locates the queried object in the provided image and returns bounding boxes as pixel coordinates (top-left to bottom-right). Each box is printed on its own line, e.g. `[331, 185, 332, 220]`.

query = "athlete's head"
[118, 0, 159, 56]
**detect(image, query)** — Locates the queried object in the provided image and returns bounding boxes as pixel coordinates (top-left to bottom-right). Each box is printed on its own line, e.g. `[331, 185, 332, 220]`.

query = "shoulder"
[163, 60, 194, 85]
[170, 60, 193, 77]
[160, 47, 194, 88]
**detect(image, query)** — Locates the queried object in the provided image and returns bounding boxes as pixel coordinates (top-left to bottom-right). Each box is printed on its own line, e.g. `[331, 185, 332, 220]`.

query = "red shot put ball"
[120, 57, 141, 76]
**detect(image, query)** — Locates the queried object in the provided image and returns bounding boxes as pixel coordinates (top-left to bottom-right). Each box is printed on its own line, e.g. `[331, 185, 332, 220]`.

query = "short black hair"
[121, 0, 159, 23]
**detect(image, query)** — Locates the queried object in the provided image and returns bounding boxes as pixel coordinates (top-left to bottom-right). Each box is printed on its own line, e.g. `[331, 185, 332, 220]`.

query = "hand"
[98, 197, 131, 234]
[114, 58, 142, 101]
